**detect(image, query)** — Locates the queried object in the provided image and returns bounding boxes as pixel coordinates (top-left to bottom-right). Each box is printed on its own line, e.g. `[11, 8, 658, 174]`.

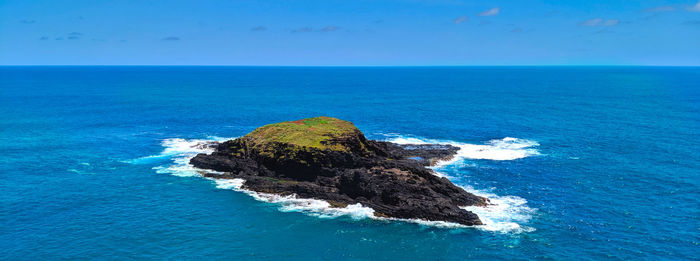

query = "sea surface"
[1, 66, 698, 260]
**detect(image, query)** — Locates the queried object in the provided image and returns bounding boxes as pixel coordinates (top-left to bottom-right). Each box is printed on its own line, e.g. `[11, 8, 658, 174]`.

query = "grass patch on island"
[244, 116, 360, 151]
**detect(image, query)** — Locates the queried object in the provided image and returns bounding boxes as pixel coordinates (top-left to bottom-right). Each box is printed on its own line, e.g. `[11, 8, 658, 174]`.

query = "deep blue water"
[1, 66, 698, 260]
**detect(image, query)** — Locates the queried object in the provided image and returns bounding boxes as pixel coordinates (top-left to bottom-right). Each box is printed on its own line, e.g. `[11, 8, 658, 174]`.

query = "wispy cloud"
[453, 16, 468, 24]
[688, 0, 700, 12]
[19, 20, 36, 24]
[39, 36, 48, 40]
[604, 19, 619, 26]
[580, 18, 603, 26]
[161, 36, 180, 41]
[478, 7, 500, 16]
[510, 28, 523, 33]
[320, 26, 339, 32]
[644, 5, 675, 12]
[291, 26, 340, 33]
[291, 27, 314, 33]
[250, 26, 267, 31]
[65, 32, 83, 40]
[580, 18, 619, 26]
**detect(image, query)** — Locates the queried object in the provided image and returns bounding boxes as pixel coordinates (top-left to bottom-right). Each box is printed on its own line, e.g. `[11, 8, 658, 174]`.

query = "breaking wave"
[213, 178, 477, 229]
[213, 178, 376, 220]
[380, 134, 540, 162]
[452, 180, 535, 233]
[382, 134, 538, 233]
[128, 135, 538, 233]
[123, 137, 230, 165]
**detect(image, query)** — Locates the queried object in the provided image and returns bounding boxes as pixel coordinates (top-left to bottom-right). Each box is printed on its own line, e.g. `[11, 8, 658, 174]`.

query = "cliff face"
[190, 117, 487, 225]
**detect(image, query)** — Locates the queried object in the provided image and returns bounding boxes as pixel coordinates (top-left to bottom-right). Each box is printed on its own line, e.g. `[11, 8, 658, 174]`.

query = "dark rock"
[190, 117, 487, 226]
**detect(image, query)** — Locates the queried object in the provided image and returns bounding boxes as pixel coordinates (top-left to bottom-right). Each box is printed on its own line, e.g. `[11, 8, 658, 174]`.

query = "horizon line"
[1, 65, 699, 67]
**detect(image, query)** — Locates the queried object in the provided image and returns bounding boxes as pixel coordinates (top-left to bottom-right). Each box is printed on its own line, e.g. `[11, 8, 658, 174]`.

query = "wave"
[380, 134, 540, 162]
[380, 134, 538, 232]
[213, 178, 376, 220]
[129, 135, 537, 233]
[123, 137, 230, 166]
[454, 181, 535, 233]
[213, 178, 475, 228]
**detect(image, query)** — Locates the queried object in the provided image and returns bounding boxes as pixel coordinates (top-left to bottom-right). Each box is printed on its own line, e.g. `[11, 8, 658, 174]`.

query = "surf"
[130, 135, 538, 233]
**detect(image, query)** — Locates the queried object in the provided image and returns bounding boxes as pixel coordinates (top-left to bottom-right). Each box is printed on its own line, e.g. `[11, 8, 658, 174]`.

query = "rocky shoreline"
[190, 117, 488, 226]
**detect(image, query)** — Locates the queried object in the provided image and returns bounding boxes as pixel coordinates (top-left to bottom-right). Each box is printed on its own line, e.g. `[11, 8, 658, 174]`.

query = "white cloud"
[688, 0, 700, 12]
[453, 16, 468, 24]
[604, 19, 619, 26]
[580, 18, 603, 26]
[478, 7, 500, 16]
[580, 18, 619, 27]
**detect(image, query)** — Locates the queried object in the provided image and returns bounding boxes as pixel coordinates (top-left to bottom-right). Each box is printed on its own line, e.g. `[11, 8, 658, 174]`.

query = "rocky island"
[191, 117, 488, 226]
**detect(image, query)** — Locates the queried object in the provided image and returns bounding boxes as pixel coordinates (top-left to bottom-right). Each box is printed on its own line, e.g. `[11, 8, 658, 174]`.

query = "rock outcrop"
[190, 116, 488, 225]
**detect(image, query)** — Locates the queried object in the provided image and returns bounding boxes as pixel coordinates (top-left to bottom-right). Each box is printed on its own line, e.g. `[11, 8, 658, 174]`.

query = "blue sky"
[1, 0, 699, 65]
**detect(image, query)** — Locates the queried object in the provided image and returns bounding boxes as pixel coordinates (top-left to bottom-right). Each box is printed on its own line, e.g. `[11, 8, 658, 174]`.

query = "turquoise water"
[1, 67, 698, 260]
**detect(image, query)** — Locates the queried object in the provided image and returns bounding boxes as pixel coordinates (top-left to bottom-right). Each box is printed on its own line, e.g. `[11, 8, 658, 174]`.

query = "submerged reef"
[191, 116, 488, 225]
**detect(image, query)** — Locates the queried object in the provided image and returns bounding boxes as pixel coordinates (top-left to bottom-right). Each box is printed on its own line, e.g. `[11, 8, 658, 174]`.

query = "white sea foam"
[458, 184, 535, 233]
[132, 137, 378, 220]
[124, 137, 230, 165]
[382, 134, 540, 163]
[131, 135, 538, 233]
[212, 178, 473, 228]
[213, 178, 376, 220]
[140, 137, 231, 176]
[384, 134, 538, 233]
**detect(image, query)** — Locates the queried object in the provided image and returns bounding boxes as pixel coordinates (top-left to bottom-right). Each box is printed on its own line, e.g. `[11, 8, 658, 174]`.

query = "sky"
[1, 0, 699, 66]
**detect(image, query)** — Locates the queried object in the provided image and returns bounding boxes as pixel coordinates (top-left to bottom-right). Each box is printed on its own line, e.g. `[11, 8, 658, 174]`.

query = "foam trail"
[458, 184, 535, 233]
[382, 134, 540, 162]
[212, 179, 376, 220]
[124, 137, 229, 165]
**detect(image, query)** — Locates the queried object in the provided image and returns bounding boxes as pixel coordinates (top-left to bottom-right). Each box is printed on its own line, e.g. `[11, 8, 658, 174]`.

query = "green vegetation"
[243, 116, 361, 151]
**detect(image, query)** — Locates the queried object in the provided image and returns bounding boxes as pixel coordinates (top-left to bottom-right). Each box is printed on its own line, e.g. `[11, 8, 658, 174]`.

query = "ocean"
[1, 66, 698, 260]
